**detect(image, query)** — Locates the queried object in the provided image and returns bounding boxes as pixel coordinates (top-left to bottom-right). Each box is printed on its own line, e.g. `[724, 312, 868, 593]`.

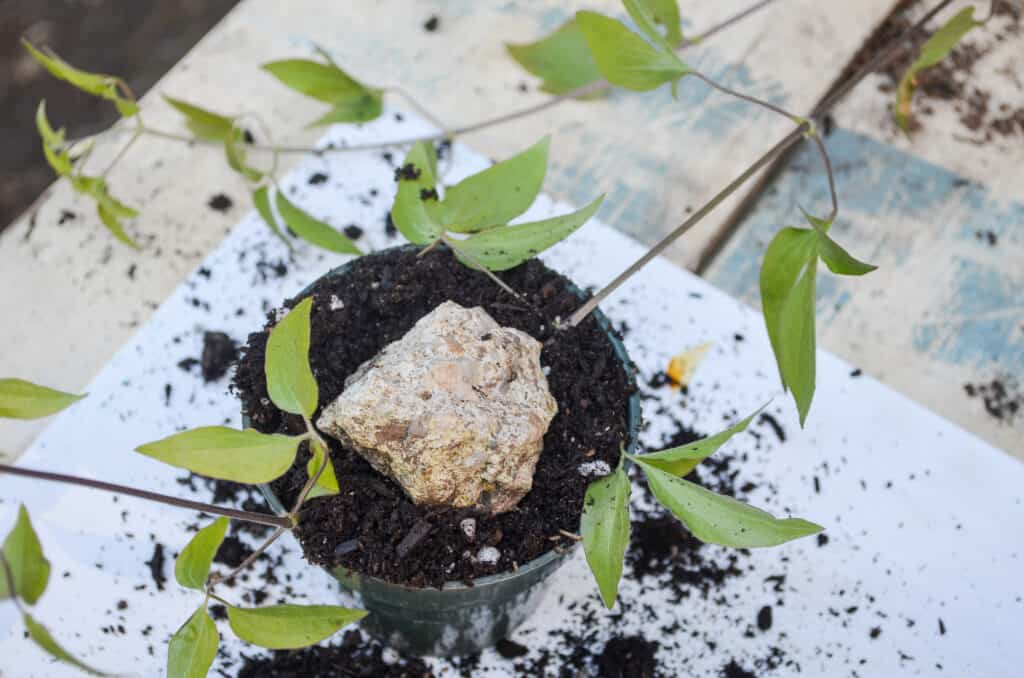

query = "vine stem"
[67, 0, 779, 158]
[566, 0, 957, 328]
[0, 464, 293, 529]
[208, 526, 287, 588]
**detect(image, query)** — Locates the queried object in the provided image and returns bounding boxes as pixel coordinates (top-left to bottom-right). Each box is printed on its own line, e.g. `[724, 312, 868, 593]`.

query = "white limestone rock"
[316, 301, 557, 514]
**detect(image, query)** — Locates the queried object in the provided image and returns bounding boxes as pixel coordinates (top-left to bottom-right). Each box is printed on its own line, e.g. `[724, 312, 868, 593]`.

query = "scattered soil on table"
[207, 193, 234, 212]
[200, 331, 238, 381]
[236, 629, 434, 677]
[233, 247, 636, 587]
[835, 0, 1023, 137]
[594, 635, 660, 678]
[964, 376, 1022, 423]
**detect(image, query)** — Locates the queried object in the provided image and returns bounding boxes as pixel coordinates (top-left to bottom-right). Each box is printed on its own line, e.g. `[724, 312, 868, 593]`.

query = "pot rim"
[246, 244, 642, 592]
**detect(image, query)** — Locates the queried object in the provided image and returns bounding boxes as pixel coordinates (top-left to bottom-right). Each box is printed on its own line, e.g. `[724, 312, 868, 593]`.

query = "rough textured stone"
[317, 301, 557, 514]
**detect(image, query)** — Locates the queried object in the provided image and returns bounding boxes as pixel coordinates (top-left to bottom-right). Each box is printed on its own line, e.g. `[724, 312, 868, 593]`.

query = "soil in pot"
[233, 247, 636, 588]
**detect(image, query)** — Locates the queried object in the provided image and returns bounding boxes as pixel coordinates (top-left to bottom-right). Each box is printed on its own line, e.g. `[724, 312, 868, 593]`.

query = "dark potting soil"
[594, 635, 659, 678]
[233, 247, 635, 587]
[236, 630, 434, 677]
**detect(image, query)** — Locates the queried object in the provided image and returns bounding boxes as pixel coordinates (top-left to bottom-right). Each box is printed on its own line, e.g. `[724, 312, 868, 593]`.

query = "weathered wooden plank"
[0, 0, 896, 457]
[705, 4, 1024, 456]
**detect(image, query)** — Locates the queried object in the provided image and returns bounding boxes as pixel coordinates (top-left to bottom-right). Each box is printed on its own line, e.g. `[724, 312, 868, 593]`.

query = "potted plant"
[0, 0, 983, 674]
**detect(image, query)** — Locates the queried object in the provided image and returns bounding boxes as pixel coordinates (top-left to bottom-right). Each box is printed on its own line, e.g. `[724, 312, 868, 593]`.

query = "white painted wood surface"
[0, 0, 895, 459]
[706, 3, 1024, 455]
[1, 110, 1022, 677]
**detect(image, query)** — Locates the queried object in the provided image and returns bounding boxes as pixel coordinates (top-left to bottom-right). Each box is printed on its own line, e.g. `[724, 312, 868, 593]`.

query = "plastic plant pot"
[250, 245, 642, 656]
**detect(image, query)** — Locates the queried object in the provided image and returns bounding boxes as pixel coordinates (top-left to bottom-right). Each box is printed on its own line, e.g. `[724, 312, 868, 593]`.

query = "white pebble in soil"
[460, 517, 477, 541]
[578, 460, 612, 477]
[477, 546, 501, 565]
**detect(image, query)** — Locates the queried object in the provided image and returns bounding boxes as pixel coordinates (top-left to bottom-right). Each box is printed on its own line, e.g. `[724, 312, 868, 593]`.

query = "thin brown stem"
[685, 0, 778, 45]
[208, 526, 287, 588]
[808, 130, 839, 222]
[567, 0, 958, 327]
[0, 464, 292, 529]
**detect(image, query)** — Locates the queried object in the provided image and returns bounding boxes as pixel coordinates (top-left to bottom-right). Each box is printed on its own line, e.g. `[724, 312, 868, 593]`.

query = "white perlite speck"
[477, 546, 501, 564]
[460, 518, 477, 541]
[578, 460, 612, 477]
[317, 301, 558, 514]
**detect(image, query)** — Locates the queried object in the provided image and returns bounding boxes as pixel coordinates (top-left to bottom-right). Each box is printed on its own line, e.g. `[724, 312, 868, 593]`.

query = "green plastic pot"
[251, 246, 642, 656]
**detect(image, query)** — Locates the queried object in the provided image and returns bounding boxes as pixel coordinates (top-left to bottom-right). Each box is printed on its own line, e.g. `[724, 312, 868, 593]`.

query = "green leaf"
[224, 131, 263, 182]
[227, 604, 367, 650]
[634, 0, 683, 48]
[640, 462, 823, 547]
[96, 203, 140, 250]
[454, 194, 603, 271]
[440, 136, 550, 233]
[0, 378, 85, 420]
[265, 297, 319, 417]
[390, 141, 443, 245]
[623, 0, 678, 52]
[175, 517, 229, 590]
[760, 227, 818, 425]
[24, 613, 107, 675]
[262, 58, 383, 126]
[580, 467, 631, 609]
[135, 426, 302, 483]
[505, 19, 605, 95]
[163, 96, 235, 141]
[167, 607, 219, 678]
[2, 506, 51, 604]
[632, 405, 764, 477]
[306, 439, 339, 499]
[275, 192, 362, 255]
[896, 7, 982, 133]
[575, 11, 689, 91]
[803, 212, 877, 276]
[22, 39, 137, 117]
[35, 101, 72, 177]
[252, 186, 291, 249]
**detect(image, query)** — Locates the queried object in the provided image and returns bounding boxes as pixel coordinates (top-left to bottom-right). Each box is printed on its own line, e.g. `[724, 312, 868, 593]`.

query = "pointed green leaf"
[640, 462, 822, 547]
[164, 96, 235, 141]
[623, 0, 678, 52]
[390, 141, 443, 245]
[2, 506, 51, 604]
[760, 227, 818, 425]
[896, 7, 982, 132]
[306, 439, 339, 499]
[265, 297, 319, 417]
[307, 96, 385, 127]
[252, 186, 291, 249]
[275, 192, 361, 255]
[35, 101, 72, 177]
[505, 19, 604, 95]
[224, 132, 263, 182]
[575, 11, 689, 91]
[24, 613, 107, 675]
[175, 517, 229, 590]
[22, 40, 137, 117]
[97, 203, 140, 250]
[167, 607, 219, 678]
[816, 233, 876, 276]
[0, 378, 85, 420]
[454, 194, 603, 271]
[135, 426, 302, 483]
[633, 405, 765, 477]
[634, 0, 683, 48]
[581, 467, 631, 609]
[441, 136, 550, 233]
[262, 58, 383, 125]
[227, 604, 367, 650]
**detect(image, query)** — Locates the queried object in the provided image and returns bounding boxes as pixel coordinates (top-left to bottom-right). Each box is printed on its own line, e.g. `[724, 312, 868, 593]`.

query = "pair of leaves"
[0, 378, 84, 420]
[36, 102, 140, 248]
[575, 4, 690, 93]
[895, 7, 983, 133]
[581, 407, 822, 608]
[23, 40, 138, 117]
[2, 507, 106, 674]
[164, 96, 265, 183]
[167, 601, 367, 676]
[506, 19, 605, 95]
[392, 138, 604, 270]
[760, 213, 876, 424]
[263, 48, 383, 127]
